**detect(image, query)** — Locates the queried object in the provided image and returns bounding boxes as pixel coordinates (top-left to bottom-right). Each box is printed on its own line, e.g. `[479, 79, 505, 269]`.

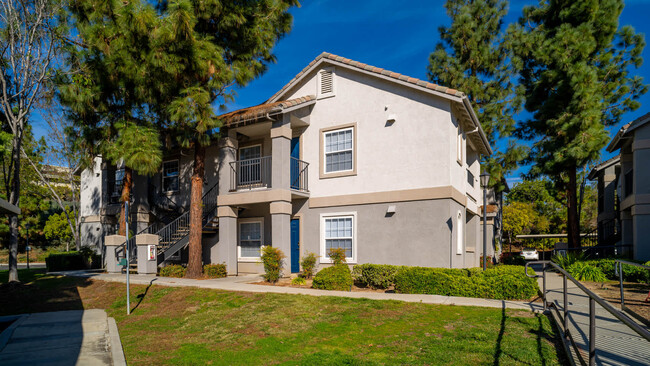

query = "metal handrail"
[525, 260, 650, 366]
[290, 157, 309, 192]
[615, 260, 650, 310]
[230, 156, 272, 191]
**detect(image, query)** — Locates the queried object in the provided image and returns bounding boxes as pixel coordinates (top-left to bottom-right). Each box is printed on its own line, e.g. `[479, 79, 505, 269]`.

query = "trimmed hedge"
[313, 264, 353, 291]
[159, 264, 186, 278]
[203, 264, 227, 279]
[352, 264, 405, 289]
[394, 265, 538, 300]
[45, 251, 100, 271]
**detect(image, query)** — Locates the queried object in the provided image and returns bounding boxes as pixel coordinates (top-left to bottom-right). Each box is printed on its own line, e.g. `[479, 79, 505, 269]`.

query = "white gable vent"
[318, 68, 335, 98]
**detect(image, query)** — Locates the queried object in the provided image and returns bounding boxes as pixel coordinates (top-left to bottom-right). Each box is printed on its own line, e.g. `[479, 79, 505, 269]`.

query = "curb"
[107, 317, 127, 366]
[0, 314, 28, 352]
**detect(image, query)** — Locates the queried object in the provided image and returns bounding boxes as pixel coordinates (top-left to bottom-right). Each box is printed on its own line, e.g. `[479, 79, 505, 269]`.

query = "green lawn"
[1, 269, 566, 365]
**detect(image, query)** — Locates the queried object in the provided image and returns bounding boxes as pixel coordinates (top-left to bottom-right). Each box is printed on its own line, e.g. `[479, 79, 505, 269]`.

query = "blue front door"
[291, 218, 300, 273]
[290, 137, 300, 190]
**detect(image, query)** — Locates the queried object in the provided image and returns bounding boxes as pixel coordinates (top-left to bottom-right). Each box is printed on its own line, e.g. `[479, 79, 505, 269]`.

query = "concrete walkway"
[0, 310, 126, 366]
[538, 268, 650, 365]
[57, 270, 543, 312]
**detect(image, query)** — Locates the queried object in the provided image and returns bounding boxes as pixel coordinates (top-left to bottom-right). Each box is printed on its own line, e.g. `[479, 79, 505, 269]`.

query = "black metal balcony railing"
[230, 156, 272, 191]
[230, 156, 309, 192]
[624, 170, 633, 197]
[290, 157, 309, 192]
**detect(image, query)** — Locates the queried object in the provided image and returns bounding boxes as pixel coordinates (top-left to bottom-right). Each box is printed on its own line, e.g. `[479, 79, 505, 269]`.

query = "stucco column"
[135, 234, 159, 274]
[216, 205, 238, 275]
[218, 133, 238, 195]
[104, 235, 126, 273]
[633, 209, 650, 261]
[271, 123, 291, 190]
[271, 201, 292, 277]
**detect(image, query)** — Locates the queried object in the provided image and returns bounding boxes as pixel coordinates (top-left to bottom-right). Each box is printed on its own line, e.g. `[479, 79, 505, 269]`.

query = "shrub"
[203, 264, 227, 278]
[352, 264, 404, 289]
[499, 252, 525, 266]
[313, 264, 353, 291]
[291, 276, 306, 285]
[567, 262, 606, 282]
[159, 264, 186, 278]
[480, 255, 495, 268]
[393, 265, 538, 300]
[551, 251, 586, 269]
[300, 252, 318, 279]
[582, 259, 649, 283]
[327, 248, 346, 265]
[261, 246, 286, 283]
[45, 251, 87, 271]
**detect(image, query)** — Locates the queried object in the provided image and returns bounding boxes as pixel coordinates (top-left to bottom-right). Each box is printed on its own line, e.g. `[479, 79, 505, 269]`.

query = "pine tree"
[508, 0, 646, 248]
[428, 0, 526, 191]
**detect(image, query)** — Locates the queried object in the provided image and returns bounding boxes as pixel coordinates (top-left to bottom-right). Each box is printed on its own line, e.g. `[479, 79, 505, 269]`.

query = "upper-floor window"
[457, 126, 464, 165]
[624, 169, 633, 197]
[325, 127, 353, 173]
[162, 160, 179, 192]
[109, 168, 124, 204]
[318, 67, 335, 98]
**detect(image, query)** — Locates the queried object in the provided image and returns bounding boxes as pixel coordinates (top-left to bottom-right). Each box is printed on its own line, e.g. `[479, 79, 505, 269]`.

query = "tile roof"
[607, 112, 650, 152]
[219, 95, 316, 127]
[587, 155, 620, 180]
[267, 52, 466, 103]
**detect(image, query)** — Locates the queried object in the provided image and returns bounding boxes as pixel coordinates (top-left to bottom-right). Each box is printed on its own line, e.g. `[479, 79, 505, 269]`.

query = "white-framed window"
[162, 160, 179, 192]
[456, 210, 463, 255]
[320, 212, 356, 263]
[457, 126, 464, 165]
[324, 128, 353, 173]
[318, 67, 335, 98]
[239, 218, 263, 261]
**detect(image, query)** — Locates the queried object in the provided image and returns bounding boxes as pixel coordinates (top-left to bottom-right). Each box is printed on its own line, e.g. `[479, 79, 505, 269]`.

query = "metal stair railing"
[525, 261, 650, 366]
[156, 182, 219, 260]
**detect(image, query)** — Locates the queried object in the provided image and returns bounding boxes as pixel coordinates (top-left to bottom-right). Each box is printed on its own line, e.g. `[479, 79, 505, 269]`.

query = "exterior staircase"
[115, 182, 219, 267]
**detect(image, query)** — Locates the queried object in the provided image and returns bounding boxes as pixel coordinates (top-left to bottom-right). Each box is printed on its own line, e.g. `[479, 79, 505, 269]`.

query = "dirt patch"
[251, 278, 392, 293]
[583, 281, 649, 324]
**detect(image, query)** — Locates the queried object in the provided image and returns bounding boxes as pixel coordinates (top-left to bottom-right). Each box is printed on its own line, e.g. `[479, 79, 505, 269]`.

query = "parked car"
[520, 248, 539, 261]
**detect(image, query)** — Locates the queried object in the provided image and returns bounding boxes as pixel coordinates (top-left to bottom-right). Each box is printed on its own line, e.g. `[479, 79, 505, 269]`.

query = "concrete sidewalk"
[538, 268, 650, 366]
[57, 270, 543, 312]
[0, 310, 125, 366]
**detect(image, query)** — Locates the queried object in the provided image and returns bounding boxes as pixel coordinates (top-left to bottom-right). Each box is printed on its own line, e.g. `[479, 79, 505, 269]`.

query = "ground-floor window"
[320, 212, 356, 263]
[239, 219, 263, 261]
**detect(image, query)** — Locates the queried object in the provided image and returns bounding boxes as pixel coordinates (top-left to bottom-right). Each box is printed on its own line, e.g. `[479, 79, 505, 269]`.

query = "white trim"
[323, 127, 354, 174]
[238, 144, 262, 160]
[317, 66, 335, 99]
[456, 210, 463, 255]
[238, 217, 264, 262]
[320, 212, 357, 264]
[161, 159, 180, 193]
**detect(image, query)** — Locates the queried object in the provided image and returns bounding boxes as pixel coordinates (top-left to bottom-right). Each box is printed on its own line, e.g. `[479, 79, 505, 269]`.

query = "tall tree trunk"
[567, 165, 581, 249]
[118, 167, 133, 236]
[8, 133, 22, 282]
[186, 143, 205, 278]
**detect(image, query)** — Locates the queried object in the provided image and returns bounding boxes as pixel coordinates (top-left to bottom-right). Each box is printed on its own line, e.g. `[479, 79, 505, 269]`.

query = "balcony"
[229, 156, 309, 192]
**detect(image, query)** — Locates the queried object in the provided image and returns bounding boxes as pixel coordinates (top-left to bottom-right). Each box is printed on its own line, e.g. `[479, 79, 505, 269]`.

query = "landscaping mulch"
[251, 278, 394, 293]
[583, 280, 650, 324]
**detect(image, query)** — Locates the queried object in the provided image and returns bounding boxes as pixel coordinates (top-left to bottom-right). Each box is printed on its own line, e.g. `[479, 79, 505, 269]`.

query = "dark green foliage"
[567, 262, 607, 282]
[352, 264, 405, 289]
[203, 264, 227, 279]
[312, 264, 353, 291]
[45, 251, 90, 271]
[583, 259, 650, 283]
[159, 265, 186, 278]
[327, 248, 346, 265]
[551, 252, 586, 269]
[428, 0, 526, 190]
[261, 246, 286, 283]
[499, 252, 525, 266]
[300, 252, 318, 279]
[394, 265, 538, 300]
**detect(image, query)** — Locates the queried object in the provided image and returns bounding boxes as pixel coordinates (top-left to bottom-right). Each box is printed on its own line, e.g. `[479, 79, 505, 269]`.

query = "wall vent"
[319, 69, 334, 96]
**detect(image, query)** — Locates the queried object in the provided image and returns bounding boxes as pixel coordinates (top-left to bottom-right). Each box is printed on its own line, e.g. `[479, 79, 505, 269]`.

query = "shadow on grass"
[131, 278, 157, 314]
[492, 304, 506, 366]
[0, 268, 93, 317]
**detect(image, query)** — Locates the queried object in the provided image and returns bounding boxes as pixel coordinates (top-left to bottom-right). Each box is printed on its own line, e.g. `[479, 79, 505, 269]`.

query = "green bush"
[582, 259, 649, 283]
[499, 252, 525, 266]
[300, 252, 318, 279]
[327, 248, 346, 265]
[203, 264, 227, 278]
[393, 265, 538, 300]
[45, 251, 87, 271]
[352, 263, 404, 289]
[261, 246, 286, 283]
[551, 251, 586, 269]
[159, 264, 186, 278]
[313, 264, 353, 291]
[291, 276, 306, 285]
[568, 262, 607, 282]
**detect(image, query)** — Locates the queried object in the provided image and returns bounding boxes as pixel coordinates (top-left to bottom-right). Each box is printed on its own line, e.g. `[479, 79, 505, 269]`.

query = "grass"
[1, 269, 566, 365]
[0, 247, 57, 263]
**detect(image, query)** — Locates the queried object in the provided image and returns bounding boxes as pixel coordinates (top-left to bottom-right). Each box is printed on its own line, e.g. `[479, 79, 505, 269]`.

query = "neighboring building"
[80, 52, 494, 274]
[589, 112, 650, 261]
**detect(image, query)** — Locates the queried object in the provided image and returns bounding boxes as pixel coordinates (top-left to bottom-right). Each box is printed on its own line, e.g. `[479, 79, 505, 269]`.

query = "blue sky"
[32, 0, 650, 183]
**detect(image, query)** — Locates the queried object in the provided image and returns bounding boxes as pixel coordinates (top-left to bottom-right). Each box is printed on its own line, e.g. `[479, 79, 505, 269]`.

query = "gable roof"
[607, 112, 650, 152]
[587, 155, 620, 180]
[266, 52, 492, 156]
[218, 95, 316, 128]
